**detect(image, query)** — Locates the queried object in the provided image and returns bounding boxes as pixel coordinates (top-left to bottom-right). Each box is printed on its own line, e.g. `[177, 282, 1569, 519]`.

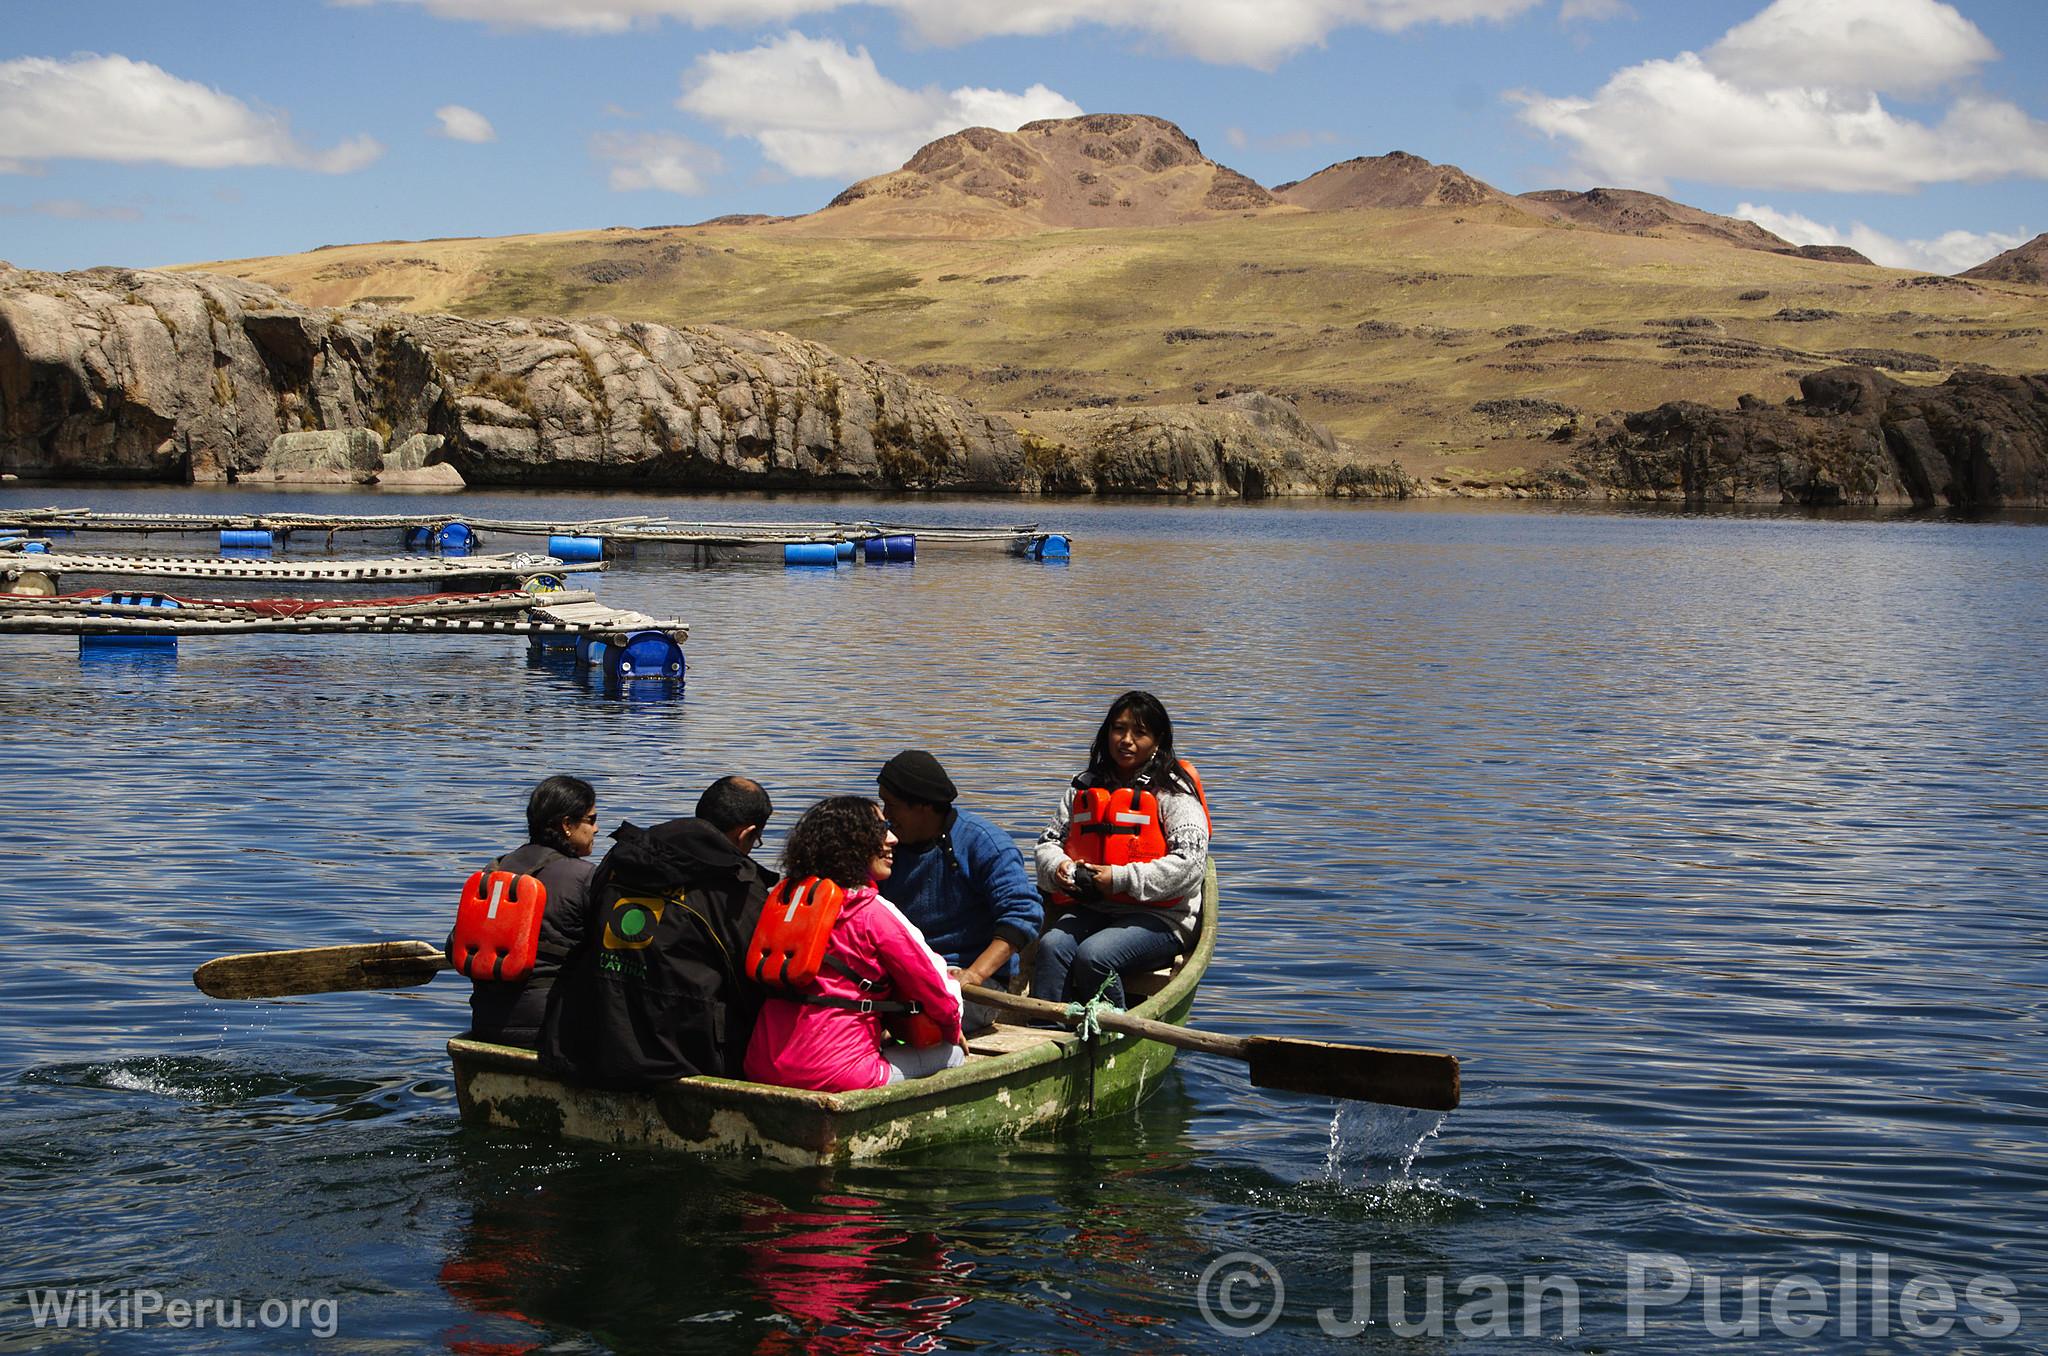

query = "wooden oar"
[192, 944, 1461, 1112]
[963, 984, 1460, 1112]
[194, 940, 448, 999]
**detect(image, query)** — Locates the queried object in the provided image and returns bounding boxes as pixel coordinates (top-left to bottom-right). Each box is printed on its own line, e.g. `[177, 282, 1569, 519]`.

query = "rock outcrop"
[1017, 392, 1400, 497]
[0, 264, 1030, 491]
[1570, 366, 2048, 507]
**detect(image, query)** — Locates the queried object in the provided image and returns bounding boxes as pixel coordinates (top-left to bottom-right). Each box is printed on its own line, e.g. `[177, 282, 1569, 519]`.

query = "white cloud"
[1705, 0, 1994, 96]
[433, 104, 496, 142]
[1735, 201, 2026, 273]
[1559, 0, 1631, 20]
[591, 130, 722, 193]
[679, 33, 1080, 179]
[342, 0, 1546, 67]
[0, 54, 381, 173]
[332, 0, 843, 32]
[0, 198, 144, 222]
[1513, 0, 2048, 193]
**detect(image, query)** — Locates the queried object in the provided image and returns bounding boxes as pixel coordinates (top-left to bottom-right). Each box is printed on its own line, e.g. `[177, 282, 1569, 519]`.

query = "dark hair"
[782, 795, 889, 889]
[527, 775, 595, 853]
[1087, 690, 1195, 793]
[696, 775, 772, 833]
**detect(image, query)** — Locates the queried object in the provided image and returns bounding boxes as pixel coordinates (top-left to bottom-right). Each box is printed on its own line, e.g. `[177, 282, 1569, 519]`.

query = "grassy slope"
[193, 211, 2048, 489]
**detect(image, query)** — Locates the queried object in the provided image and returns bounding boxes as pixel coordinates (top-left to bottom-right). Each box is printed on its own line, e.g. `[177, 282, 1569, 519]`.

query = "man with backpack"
[538, 776, 776, 1087]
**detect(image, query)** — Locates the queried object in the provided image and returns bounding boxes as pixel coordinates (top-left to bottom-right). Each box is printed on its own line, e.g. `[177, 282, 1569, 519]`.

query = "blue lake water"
[1, 486, 2043, 1352]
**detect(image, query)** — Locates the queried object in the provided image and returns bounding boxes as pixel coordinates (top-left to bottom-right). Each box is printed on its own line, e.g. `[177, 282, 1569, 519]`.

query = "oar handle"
[961, 983, 1249, 1059]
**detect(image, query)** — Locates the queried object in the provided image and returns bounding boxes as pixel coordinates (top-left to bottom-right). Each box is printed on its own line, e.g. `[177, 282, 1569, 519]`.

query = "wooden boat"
[447, 863, 1218, 1165]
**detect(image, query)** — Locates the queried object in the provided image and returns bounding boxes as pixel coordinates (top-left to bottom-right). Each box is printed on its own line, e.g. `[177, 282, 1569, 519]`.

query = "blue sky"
[2, 0, 2043, 274]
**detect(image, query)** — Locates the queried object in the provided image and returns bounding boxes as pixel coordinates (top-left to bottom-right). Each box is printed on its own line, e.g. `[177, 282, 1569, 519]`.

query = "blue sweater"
[879, 806, 1043, 982]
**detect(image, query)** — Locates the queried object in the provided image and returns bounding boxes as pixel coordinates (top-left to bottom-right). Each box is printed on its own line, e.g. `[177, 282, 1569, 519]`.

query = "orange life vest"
[1056, 759, 1211, 908]
[448, 869, 548, 982]
[744, 876, 943, 1047]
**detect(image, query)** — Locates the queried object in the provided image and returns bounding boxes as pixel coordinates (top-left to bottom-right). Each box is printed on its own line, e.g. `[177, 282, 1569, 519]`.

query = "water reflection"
[429, 1084, 1205, 1354]
[3, 488, 2045, 1351]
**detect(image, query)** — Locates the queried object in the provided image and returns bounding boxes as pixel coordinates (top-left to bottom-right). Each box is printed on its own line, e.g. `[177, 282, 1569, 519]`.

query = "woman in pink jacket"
[744, 796, 967, 1092]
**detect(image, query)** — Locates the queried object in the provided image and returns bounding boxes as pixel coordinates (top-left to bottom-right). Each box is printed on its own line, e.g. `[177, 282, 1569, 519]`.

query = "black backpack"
[537, 819, 775, 1088]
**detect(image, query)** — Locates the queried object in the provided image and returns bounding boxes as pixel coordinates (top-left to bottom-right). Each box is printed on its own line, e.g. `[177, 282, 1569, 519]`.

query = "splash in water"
[1322, 1102, 1451, 1207]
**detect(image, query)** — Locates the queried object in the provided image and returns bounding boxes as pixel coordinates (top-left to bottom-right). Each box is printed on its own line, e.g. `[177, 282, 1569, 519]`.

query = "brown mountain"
[1521, 187, 1794, 253]
[811, 114, 1278, 235]
[1961, 233, 2048, 285]
[1272, 151, 1521, 212]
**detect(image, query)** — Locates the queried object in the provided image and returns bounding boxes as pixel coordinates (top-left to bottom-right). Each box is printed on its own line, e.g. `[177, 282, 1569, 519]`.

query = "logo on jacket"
[602, 895, 666, 950]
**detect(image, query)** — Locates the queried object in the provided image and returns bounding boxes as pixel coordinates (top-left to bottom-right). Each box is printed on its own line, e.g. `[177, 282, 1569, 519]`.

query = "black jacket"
[461, 841, 594, 1047]
[537, 818, 776, 1088]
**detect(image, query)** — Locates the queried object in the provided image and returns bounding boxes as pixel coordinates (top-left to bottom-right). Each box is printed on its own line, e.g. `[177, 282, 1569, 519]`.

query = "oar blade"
[194, 940, 448, 999]
[1245, 1036, 1461, 1112]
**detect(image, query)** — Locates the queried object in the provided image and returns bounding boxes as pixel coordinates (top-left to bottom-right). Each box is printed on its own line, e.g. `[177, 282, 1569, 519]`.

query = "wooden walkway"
[0, 588, 685, 640]
[0, 506, 1062, 553]
[0, 551, 600, 589]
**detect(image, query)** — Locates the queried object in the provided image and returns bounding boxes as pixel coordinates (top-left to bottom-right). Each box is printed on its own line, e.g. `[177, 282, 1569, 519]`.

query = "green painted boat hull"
[450, 863, 1218, 1164]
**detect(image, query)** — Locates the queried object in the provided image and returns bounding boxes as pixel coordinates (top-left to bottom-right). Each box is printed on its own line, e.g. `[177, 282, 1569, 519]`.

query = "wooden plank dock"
[0, 506, 1067, 556]
[0, 550, 600, 591]
[0, 588, 685, 642]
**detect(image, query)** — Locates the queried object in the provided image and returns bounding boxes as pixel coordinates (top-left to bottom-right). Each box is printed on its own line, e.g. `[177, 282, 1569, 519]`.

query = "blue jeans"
[1029, 908, 1182, 1009]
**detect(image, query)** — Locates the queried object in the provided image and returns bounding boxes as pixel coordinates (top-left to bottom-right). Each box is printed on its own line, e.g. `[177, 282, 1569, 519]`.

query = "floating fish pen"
[0, 587, 687, 680]
[0, 551, 600, 597]
[0, 507, 1072, 564]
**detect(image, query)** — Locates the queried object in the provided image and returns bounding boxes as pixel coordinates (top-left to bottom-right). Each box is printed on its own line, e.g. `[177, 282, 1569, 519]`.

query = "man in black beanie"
[876, 749, 1042, 1029]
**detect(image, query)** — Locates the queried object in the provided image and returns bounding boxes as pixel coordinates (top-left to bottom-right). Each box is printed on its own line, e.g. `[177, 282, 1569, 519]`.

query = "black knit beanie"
[878, 749, 958, 806]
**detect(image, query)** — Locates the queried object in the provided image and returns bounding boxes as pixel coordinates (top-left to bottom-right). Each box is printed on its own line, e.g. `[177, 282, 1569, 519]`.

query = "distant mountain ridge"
[819, 118, 1881, 263]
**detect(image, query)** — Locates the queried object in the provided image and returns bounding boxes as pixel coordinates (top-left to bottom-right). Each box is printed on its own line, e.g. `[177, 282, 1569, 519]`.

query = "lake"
[1, 486, 2043, 1352]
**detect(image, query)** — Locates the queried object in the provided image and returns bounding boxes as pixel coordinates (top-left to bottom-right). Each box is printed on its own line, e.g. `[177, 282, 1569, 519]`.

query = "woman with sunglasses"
[460, 774, 599, 1046]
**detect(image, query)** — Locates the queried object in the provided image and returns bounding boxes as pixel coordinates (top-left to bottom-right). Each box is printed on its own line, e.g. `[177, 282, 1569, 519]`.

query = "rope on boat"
[1064, 973, 1125, 1043]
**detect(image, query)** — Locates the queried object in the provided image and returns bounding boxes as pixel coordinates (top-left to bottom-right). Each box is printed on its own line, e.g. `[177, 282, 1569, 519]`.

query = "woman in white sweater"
[1031, 691, 1209, 1008]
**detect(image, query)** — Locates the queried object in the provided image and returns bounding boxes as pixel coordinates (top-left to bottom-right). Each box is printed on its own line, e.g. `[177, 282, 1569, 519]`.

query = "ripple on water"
[1, 490, 2045, 1349]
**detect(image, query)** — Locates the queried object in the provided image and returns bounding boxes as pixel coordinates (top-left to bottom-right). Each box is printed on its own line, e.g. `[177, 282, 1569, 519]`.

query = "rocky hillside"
[1519, 187, 1795, 253]
[1271, 151, 1520, 212]
[1963, 234, 2048, 286]
[1568, 366, 2048, 508]
[813, 114, 1279, 234]
[0, 264, 1370, 496]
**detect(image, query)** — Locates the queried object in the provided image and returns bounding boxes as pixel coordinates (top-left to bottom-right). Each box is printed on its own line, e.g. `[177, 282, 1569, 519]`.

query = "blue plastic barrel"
[604, 630, 685, 681]
[81, 594, 178, 650]
[862, 534, 916, 563]
[548, 535, 605, 563]
[836, 540, 855, 561]
[433, 522, 474, 553]
[22, 542, 48, 555]
[784, 542, 840, 567]
[1035, 533, 1072, 560]
[220, 547, 272, 560]
[220, 529, 273, 549]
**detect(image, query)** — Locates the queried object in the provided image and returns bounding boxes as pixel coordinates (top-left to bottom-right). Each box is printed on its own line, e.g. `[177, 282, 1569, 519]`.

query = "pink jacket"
[743, 883, 964, 1092]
